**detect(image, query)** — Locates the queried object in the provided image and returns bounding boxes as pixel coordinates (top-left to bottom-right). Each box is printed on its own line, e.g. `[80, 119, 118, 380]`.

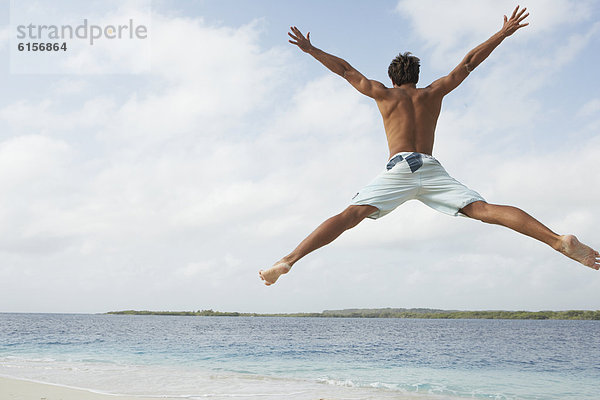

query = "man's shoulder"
[416, 85, 436, 93]
[415, 85, 444, 102]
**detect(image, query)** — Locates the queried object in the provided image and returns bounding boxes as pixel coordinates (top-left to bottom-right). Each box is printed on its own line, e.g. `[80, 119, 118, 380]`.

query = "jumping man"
[259, 6, 599, 286]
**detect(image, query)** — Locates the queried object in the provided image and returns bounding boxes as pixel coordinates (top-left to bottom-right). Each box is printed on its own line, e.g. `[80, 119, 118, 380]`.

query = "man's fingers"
[510, 5, 519, 19]
[292, 26, 303, 36]
[514, 8, 529, 21]
[288, 32, 305, 43]
[517, 12, 529, 23]
[291, 26, 308, 40]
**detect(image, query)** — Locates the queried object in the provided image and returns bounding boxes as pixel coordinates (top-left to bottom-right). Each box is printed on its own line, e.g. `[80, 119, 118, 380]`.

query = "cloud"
[49, 79, 90, 95]
[395, 0, 595, 68]
[0, 25, 8, 51]
[0, 97, 117, 134]
[0, 3, 384, 312]
[0, 135, 76, 255]
[1, 1, 598, 313]
[578, 98, 600, 118]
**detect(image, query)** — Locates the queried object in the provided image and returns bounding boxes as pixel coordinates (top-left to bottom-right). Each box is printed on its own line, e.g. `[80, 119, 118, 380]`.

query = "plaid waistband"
[386, 152, 434, 173]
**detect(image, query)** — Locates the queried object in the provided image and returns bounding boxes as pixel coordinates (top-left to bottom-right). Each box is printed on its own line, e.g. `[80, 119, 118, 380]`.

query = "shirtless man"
[259, 6, 599, 286]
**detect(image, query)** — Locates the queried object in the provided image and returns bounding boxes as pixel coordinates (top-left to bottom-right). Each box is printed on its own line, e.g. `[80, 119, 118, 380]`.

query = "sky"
[0, 0, 598, 313]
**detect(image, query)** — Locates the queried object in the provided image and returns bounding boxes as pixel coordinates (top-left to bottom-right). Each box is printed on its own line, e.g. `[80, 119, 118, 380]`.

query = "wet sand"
[0, 376, 182, 400]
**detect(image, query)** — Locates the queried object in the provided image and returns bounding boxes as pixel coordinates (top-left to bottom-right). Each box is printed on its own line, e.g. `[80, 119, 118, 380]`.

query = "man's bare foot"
[259, 262, 291, 286]
[558, 235, 600, 270]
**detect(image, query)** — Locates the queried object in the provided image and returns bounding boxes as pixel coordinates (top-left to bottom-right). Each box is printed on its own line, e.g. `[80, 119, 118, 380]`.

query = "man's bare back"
[374, 85, 443, 157]
[258, 6, 599, 286]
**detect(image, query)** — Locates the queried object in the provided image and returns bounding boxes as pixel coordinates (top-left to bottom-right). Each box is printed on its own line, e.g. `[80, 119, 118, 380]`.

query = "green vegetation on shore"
[106, 308, 600, 320]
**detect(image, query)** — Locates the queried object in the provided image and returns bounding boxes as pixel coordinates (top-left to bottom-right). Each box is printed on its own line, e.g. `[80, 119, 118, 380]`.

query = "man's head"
[388, 52, 420, 87]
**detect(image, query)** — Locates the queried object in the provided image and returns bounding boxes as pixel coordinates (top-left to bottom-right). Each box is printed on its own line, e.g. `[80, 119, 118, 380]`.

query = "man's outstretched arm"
[288, 26, 387, 100]
[430, 5, 529, 96]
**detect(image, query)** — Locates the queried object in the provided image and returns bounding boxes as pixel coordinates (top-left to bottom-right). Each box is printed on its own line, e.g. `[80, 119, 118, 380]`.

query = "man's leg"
[460, 201, 599, 270]
[259, 204, 378, 285]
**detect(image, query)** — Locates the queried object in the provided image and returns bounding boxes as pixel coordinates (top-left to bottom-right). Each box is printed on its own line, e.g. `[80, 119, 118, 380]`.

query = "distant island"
[107, 308, 600, 320]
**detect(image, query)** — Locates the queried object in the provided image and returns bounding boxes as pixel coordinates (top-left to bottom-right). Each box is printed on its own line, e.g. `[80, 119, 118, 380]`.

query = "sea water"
[0, 313, 598, 399]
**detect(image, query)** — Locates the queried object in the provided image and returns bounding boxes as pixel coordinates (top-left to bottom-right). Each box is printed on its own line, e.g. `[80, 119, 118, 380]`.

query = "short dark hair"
[388, 52, 420, 86]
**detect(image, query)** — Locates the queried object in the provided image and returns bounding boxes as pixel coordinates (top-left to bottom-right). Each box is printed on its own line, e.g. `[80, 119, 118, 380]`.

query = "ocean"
[0, 313, 598, 399]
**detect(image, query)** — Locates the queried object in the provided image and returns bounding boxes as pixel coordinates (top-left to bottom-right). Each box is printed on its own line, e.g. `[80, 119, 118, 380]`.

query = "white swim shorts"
[350, 152, 485, 219]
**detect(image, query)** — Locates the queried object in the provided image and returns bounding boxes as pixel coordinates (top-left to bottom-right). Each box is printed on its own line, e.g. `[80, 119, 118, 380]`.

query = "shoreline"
[0, 376, 182, 400]
[105, 308, 600, 320]
[0, 375, 440, 400]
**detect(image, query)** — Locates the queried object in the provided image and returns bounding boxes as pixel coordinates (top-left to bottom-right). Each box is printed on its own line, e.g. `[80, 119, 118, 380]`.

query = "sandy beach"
[0, 375, 430, 400]
[0, 376, 183, 400]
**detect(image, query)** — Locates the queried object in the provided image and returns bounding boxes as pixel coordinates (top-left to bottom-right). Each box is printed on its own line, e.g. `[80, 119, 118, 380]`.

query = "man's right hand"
[288, 26, 314, 53]
[500, 5, 529, 37]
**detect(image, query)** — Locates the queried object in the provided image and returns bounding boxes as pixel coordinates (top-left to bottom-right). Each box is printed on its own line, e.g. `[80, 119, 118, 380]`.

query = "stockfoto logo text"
[16, 19, 148, 45]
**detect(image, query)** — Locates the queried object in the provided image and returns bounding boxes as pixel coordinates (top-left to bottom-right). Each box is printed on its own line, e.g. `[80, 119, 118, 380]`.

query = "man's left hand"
[288, 26, 314, 53]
